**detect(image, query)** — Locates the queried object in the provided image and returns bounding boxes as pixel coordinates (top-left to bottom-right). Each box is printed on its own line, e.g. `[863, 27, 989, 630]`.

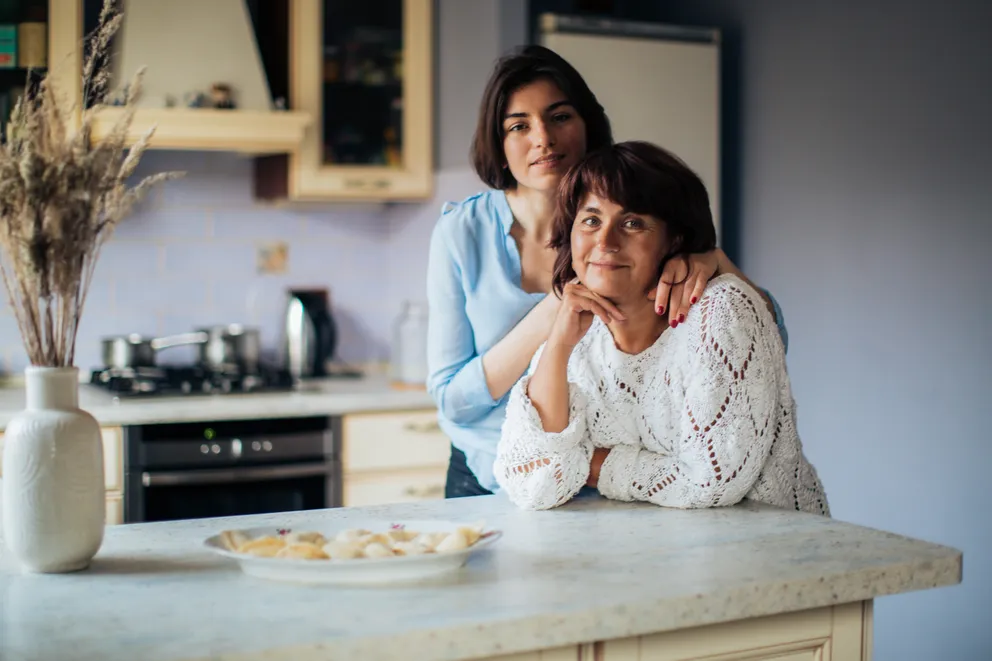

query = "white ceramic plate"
[203, 519, 502, 585]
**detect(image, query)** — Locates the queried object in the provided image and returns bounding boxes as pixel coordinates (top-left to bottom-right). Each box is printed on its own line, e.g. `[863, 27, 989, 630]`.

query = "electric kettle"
[281, 288, 337, 379]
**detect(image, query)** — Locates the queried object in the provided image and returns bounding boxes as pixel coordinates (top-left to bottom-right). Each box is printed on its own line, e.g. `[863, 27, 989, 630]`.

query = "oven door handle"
[141, 463, 330, 487]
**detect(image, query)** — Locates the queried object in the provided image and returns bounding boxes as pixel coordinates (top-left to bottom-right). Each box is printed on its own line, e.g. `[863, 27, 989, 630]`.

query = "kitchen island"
[0, 494, 962, 661]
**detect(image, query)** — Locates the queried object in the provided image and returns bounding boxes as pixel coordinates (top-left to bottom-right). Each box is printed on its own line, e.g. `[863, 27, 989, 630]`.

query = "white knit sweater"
[495, 274, 830, 515]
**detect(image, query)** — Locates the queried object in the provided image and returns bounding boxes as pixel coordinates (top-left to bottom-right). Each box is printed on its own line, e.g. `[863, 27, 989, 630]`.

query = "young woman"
[495, 141, 828, 515]
[428, 46, 790, 498]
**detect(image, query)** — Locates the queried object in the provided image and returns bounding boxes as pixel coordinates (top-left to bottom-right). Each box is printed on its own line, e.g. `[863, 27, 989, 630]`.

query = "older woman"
[428, 46, 791, 499]
[495, 142, 829, 515]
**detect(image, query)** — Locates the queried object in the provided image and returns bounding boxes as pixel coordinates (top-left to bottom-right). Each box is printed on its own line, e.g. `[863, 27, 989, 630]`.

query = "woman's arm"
[495, 283, 623, 510]
[597, 279, 780, 508]
[480, 293, 560, 402]
[426, 220, 502, 425]
[651, 249, 789, 352]
[494, 369, 594, 511]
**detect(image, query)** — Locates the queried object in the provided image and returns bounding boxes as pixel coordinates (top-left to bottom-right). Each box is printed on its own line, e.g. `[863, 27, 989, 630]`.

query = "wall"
[0, 0, 523, 375]
[637, 0, 989, 658]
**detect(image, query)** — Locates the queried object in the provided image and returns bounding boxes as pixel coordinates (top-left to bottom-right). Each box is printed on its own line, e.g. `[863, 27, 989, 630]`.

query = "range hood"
[110, 0, 274, 111]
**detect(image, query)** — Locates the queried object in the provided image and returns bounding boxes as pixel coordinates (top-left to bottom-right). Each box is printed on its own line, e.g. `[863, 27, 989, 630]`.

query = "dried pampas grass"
[0, 0, 181, 367]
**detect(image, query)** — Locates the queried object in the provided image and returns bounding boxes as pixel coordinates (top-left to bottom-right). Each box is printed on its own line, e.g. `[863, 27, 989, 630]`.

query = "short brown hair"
[550, 141, 718, 295]
[471, 46, 613, 190]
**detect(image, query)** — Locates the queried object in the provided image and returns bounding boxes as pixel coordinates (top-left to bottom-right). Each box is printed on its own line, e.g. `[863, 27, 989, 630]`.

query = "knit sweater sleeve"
[597, 279, 780, 508]
[494, 345, 595, 511]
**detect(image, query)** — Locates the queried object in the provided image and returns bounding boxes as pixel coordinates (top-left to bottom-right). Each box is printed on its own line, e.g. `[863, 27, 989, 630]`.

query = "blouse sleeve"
[425, 207, 499, 424]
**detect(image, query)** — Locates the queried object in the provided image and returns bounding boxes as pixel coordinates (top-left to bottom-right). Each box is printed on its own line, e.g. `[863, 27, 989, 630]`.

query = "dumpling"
[412, 532, 448, 552]
[457, 523, 485, 546]
[362, 542, 393, 559]
[359, 533, 395, 549]
[286, 531, 327, 546]
[335, 528, 371, 543]
[393, 541, 431, 556]
[238, 536, 286, 557]
[276, 543, 329, 560]
[435, 530, 470, 553]
[219, 530, 250, 552]
[323, 540, 364, 560]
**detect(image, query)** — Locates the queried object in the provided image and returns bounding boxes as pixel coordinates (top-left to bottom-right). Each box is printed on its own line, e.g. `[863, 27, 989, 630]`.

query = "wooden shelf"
[88, 107, 312, 155]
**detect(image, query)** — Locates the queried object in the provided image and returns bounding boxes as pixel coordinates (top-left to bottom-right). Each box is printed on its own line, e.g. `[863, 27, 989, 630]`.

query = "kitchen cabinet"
[485, 602, 871, 661]
[0, 1, 47, 137]
[254, 0, 434, 202]
[101, 426, 124, 525]
[340, 409, 449, 507]
[47, 0, 312, 154]
[0, 425, 125, 526]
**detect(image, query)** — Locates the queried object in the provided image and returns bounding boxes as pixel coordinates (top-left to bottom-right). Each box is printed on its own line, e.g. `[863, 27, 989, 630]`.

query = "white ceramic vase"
[1, 366, 105, 573]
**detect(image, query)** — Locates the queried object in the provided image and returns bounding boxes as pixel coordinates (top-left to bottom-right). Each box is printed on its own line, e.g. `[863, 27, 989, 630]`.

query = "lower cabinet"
[340, 409, 449, 507]
[105, 491, 124, 526]
[483, 602, 873, 661]
[0, 425, 126, 526]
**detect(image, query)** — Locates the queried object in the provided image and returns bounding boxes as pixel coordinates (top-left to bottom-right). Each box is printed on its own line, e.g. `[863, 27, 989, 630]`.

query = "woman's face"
[571, 193, 668, 302]
[502, 79, 587, 193]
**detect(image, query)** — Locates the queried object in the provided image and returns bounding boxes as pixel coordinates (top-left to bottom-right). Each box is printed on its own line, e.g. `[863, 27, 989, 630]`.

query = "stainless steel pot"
[196, 324, 261, 373]
[101, 333, 209, 369]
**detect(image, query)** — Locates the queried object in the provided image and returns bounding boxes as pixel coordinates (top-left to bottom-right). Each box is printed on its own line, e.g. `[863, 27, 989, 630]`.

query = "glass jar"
[390, 301, 429, 387]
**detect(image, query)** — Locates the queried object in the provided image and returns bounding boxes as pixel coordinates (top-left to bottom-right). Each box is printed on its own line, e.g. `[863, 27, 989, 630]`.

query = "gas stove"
[88, 364, 296, 397]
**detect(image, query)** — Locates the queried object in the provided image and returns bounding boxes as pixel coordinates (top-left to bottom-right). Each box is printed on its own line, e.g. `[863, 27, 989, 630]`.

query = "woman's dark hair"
[550, 141, 718, 296]
[471, 45, 613, 190]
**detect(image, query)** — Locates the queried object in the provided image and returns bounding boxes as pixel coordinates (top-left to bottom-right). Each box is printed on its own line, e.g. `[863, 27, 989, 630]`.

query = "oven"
[123, 416, 340, 523]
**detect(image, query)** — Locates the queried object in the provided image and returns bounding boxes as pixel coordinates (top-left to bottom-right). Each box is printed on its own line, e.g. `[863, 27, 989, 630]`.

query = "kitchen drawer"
[102, 427, 123, 491]
[342, 410, 450, 473]
[105, 491, 124, 526]
[343, 466, 447, 507]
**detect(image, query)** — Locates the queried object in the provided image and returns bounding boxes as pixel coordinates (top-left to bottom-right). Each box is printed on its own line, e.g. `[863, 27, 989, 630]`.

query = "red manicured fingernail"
[656, 305, 665, 315]
[690, 296, 697, 304]
[670, 320, 679, 328]
[678, 313, 685, 323]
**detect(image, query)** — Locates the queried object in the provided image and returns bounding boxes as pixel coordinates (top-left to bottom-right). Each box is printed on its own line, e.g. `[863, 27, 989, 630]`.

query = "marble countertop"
[0, 495, 962, 661]
[0, 375, 436, 430]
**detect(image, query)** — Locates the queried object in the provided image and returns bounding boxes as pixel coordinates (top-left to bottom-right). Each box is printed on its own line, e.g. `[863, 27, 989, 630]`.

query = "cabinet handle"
[343, 178, 392, 189]
[403, 420, 441, 434]
[403, 484, 444, 498]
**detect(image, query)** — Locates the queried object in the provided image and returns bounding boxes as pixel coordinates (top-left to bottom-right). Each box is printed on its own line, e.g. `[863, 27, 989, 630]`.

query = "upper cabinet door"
[269, 0, 433, 201]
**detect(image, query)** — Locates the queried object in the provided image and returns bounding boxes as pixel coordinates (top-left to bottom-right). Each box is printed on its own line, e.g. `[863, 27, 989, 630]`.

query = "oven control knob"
[200, 444, 210, 454]
[211, 444, 221, 454]
[251, 441, 261, 451]
[262, 440, 273, 452]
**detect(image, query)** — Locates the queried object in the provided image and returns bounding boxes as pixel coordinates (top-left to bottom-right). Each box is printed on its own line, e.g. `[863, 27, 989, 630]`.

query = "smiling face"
[570, 193, 669, 302]
[502, 78, 587, 193]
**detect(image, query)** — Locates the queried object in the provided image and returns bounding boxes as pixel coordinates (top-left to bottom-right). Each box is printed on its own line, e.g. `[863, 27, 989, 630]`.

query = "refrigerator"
[539, 13, 722, 242]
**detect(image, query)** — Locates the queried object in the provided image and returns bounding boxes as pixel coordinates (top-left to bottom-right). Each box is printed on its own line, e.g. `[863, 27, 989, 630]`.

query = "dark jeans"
[444, 444, 493, 499]
[444, 444, 602, 501]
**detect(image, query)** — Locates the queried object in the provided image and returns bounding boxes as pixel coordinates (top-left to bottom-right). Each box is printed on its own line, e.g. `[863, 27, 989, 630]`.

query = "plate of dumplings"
[203, 520, 501, 585]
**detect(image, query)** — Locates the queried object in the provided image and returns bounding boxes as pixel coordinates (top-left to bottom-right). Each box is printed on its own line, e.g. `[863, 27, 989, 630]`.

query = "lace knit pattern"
[495, 274, 830, 515]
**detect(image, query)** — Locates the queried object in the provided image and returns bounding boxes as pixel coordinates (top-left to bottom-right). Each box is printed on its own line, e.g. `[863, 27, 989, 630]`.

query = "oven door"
[132, 462, 334, 523]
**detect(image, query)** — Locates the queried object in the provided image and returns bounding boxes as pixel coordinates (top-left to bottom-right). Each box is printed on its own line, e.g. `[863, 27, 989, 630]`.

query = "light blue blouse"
[425, 190, 788, 493]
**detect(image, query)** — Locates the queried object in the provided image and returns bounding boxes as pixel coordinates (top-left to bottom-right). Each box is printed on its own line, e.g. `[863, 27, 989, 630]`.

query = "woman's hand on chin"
[548, 281, 625, 351]
[647, 249, 722, 328]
